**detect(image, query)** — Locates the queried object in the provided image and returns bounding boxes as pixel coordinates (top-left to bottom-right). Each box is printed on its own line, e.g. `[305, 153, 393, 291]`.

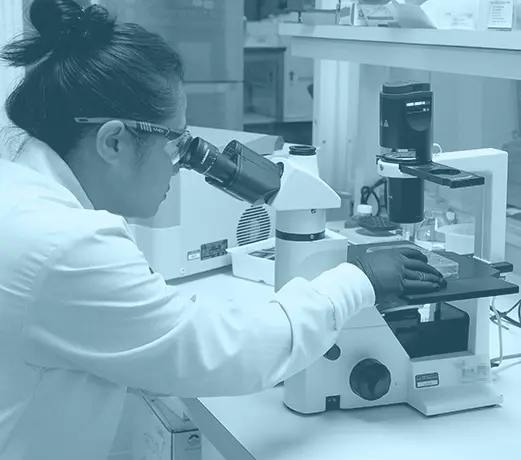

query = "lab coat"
[0, 138, 376, 460]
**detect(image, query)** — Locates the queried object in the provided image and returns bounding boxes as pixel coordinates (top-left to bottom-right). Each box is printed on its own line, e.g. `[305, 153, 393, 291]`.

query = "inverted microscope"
[176, 81, 518, 417]
[283, 81, 519, 416]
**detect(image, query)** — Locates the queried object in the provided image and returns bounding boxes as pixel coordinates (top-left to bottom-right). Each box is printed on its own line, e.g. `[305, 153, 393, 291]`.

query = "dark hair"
[0, 0, 184, 157]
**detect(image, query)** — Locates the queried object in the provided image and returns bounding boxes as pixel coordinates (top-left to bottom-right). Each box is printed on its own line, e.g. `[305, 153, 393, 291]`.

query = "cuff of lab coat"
[311, 262, 376, 330]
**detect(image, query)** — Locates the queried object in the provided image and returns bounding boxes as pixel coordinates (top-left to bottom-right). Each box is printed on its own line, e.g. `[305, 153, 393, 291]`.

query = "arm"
[23, 215, 375, 397]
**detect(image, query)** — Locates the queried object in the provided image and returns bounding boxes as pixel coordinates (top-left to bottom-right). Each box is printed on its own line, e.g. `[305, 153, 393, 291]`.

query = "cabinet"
[283, 52, 314, 122]
[244, 47, 285, 123]
[244, 46, 314, 125]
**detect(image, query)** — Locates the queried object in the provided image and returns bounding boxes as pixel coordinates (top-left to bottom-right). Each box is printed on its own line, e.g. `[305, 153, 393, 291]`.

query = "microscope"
[178, 81, 518, 417]
[283, 81, 519, 416]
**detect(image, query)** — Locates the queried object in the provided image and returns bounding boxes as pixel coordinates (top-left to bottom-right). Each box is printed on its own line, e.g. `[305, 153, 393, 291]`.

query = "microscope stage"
[347, 241, 519, 305]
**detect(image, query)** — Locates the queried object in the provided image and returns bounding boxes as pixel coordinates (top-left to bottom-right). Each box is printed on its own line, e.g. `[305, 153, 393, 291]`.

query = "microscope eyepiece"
[180, 136, 282, 205]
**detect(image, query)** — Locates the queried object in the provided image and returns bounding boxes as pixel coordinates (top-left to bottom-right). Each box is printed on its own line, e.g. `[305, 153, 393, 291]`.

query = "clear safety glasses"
[74, 117, 191, 166]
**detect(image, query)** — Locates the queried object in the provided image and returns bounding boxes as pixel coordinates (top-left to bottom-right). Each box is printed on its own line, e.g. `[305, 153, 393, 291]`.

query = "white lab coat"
[0, 138, 375, 460]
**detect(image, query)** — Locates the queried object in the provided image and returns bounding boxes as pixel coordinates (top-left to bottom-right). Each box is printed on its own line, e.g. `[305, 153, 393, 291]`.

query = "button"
[324, 344, 341, 361]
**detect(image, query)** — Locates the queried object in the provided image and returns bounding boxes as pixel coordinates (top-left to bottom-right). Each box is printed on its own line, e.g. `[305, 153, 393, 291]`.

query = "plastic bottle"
[414, 198, 451, 251]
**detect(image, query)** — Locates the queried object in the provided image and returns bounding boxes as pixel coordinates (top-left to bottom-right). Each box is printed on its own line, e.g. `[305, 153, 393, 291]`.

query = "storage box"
[132, 398, 201, 460]
[227, 238, 275, 286]
[338, 2, 370, 26]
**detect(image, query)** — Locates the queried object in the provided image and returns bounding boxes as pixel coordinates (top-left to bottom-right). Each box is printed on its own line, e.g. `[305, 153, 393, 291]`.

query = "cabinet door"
[283, 54, 314, 122]
[244, 49, 284, 121]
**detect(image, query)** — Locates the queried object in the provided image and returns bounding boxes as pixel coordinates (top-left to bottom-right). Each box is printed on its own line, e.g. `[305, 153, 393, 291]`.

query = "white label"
[415, 372, 439, 389]
[488, 0, 514, 30]
[187, 250, 201, 261]
[460, 363, 490, 383]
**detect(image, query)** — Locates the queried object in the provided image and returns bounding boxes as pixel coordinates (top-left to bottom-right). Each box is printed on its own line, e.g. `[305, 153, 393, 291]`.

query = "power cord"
[490, 297, 521, 368]
[360, 178, 387, 216]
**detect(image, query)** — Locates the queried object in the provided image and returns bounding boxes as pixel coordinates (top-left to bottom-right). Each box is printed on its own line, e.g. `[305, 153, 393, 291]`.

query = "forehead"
[165, 108, 187, 132]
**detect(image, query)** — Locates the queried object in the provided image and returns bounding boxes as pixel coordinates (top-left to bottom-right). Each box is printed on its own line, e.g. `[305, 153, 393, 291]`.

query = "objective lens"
[387, 177, 424, 224]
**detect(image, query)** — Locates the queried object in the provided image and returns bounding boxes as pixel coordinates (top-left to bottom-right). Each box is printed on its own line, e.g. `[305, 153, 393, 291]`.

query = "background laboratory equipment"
[414, 197, 452, 251]
[283, 82, 518, 417]
[127, 128, 279, 281]
[377, 81, 484, 224]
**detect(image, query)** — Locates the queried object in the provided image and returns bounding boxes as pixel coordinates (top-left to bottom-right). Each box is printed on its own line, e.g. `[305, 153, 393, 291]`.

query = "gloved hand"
[353, 248, 446, 307]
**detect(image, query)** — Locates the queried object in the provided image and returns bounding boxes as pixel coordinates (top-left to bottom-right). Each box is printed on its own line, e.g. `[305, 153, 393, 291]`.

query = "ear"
[95, 120, 137, 166]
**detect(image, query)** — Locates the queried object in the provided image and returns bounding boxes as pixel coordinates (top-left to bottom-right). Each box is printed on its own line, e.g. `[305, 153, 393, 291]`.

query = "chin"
[125, 203, 161, 220]
[140, 206, 161, 219]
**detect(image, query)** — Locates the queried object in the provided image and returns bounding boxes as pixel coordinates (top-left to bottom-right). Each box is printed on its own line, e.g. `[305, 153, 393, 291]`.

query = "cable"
[490, 298, 521, 330]
[360, 178, 387, 216]
[490, 297, 504, 367]
[490, 297, 521, 368]
[360, 186, 381, 215]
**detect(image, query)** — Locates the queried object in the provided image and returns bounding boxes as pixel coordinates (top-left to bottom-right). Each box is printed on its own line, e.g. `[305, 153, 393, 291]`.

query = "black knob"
[324, 344, 341, 361]
[349, 359, 391, 401]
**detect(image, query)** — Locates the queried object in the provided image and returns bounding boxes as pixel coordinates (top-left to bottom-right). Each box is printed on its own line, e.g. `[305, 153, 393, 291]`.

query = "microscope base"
[283, 307, 502, 417]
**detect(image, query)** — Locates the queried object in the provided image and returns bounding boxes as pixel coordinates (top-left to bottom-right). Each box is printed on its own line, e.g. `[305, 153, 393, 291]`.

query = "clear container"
[414, 198, 451, 251]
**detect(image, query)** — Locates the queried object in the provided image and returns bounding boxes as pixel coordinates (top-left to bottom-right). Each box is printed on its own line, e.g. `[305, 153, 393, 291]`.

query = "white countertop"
[169, 269, 521, 460]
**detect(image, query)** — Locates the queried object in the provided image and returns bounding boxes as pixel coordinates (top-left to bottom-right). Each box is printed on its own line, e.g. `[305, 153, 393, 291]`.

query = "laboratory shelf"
[278, 24, 521, 80]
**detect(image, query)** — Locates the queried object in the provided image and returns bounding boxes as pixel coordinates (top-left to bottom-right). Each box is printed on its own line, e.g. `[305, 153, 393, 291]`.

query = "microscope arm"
[183, 137, 345, 291]
[268, 156, 340, 212]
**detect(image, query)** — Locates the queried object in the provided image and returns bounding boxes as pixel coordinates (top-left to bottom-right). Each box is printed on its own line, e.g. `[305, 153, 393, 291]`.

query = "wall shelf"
[279, 24, 521, 80]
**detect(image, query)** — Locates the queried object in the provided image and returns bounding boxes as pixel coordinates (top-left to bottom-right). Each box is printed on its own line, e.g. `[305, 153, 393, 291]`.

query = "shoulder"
[0, 166, 139, 296]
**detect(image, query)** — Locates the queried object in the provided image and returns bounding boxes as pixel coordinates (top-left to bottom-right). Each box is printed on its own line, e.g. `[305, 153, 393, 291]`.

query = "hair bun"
[30, 0, 114, 52]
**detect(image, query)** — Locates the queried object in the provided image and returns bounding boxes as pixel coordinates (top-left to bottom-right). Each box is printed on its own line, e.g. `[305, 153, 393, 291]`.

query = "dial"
[349, 359, 391, 401]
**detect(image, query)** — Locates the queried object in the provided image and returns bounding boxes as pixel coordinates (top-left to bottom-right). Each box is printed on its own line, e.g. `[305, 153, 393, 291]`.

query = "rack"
[279, 24, 521, 80]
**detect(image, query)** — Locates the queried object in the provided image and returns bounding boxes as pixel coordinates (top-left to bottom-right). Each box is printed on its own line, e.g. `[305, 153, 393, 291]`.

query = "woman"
[0, 1, 444, 459]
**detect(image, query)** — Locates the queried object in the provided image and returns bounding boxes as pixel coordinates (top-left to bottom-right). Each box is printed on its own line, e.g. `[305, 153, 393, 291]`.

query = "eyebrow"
[168, 124, 187, 133]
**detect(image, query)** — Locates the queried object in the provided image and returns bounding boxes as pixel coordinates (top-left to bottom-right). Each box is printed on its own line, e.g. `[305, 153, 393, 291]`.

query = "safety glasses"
[74, 117, 191, 166]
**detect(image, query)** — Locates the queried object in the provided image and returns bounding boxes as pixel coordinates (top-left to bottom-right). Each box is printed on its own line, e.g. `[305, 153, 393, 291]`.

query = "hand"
[353, 248, 446, 306]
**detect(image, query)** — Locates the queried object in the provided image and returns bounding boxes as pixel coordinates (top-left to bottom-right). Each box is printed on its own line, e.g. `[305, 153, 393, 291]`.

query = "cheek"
[153, 153, 173, 194]
[139, 146, 173, 193]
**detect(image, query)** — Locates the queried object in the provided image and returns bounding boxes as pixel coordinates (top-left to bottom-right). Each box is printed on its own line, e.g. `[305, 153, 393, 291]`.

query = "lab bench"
[164, 269, 521, 460]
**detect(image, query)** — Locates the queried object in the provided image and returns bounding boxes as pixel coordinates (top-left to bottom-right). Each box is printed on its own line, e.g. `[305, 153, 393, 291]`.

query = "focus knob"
[349, 359, 391, 401]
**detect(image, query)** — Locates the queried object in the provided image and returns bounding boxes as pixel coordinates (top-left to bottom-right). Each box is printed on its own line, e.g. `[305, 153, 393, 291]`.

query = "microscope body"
[284, 146, 510, 416]
[282, 82, 515, 417]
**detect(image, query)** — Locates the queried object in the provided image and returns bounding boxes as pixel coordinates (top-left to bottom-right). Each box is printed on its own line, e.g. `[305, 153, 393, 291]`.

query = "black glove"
[354, 248, 446, 307]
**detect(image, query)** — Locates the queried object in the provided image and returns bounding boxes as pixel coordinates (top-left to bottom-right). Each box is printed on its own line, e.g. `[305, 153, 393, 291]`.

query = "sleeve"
[22, 216, 375, 398]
